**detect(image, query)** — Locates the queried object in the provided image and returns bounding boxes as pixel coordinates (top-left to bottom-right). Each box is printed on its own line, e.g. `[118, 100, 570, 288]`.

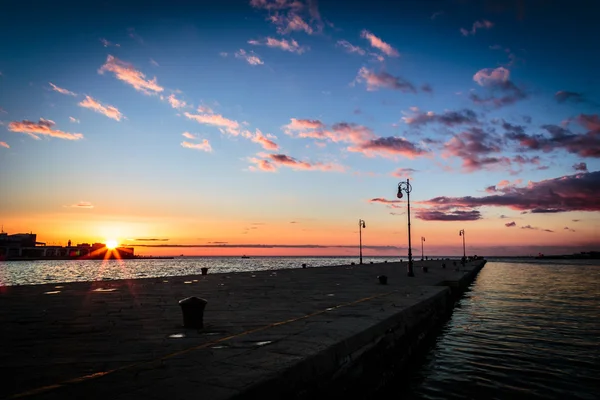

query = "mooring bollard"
[179, 297, 208, 329]
[201, 267, 209, 275]
[351, 262, 355, 265]
[442, 263, 446, 269]
[422, 266, 428, 273]
[370, 261, 374, 264]
[302, 263, 307, 268]
[378, 275, 388, 285]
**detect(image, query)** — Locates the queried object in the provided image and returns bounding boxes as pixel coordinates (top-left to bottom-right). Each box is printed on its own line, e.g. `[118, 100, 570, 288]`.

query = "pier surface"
[1, 259, 485, 399]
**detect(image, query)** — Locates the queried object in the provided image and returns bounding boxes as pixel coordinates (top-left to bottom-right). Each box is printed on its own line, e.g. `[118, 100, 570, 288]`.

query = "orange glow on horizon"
[105, 240, 118, 249]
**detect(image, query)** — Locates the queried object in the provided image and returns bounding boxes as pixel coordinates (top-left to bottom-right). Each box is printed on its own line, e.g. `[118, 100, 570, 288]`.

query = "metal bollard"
[178, 297, 208, 329]
[378, 275, 388, 285]
[442, 263, 446, 269]
[422, 266, 428, 273]
[302, 263, 307, 268]
[201, 267, 209, 275]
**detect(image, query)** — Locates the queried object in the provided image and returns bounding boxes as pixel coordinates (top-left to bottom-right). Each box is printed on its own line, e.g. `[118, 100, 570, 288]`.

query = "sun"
[105, 239, 119, 249]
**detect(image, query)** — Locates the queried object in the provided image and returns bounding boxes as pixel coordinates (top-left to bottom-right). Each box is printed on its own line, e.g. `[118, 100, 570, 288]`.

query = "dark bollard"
[442, 263, 446, 269]
[302, 263, 307, 268]
[378, 275, 388, 285]
[422, 266, 428, 273]
[351, 262, 355, 265]
[201, 267, 209, 275]
[370, 261, 374, 264]
[384, 260, 388, 263]
[179, 297, 207, 329]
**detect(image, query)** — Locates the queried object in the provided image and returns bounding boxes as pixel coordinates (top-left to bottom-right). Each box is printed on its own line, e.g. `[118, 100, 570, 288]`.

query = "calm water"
[0, 256, 401, 286]
[381, 260, 600, 400]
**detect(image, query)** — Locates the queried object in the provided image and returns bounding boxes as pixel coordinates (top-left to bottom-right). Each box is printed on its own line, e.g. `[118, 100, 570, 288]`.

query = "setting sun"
[105, 240, 118, 249]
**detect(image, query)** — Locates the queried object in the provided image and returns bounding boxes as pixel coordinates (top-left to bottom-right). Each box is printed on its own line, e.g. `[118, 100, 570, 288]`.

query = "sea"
[1, 256, 598, 399]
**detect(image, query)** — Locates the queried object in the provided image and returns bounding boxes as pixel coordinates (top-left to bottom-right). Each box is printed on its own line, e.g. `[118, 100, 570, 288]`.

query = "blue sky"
[1, 0, 599, 256]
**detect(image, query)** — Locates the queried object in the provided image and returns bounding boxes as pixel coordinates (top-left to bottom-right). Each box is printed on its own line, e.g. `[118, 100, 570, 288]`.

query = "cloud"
[369, 198, 403, 205]
[349, 136, 428, 158]
[69, 117, 80, 123]
[182, 132, 196, 139]
[235, 49, 264, 65]
[249, 153, 345, 172]
[336, 40, 366, 55]
[360, 30, 399, 57]
[0, 107, 6, 113]
[70, 201, 94, 209]
[573, 162, 588, 172]
[248, 37, 307, 54]
[128, 28, 144, 44]
[577, 114, 600, 133]
[167, 94, 187, 109]
[250, 1, 321, 35]
[554, 91, 597, 105]
[443, 128, 507, 172]
[98, 55, 164, 95]
[564, 227, 576, 232]
[184, 110, 240, 135]
[421, 84, 433, 93]
[505, 122, 600, 158]
[431, 11, 444, 20]
[8, 118, 83, 140]
[79, 96, 124, 121]
[461, 19, 494, 36]
[391, 168, 417, 178]
[99, 38, 120, 48]
[250, 129, 279, 150]
[470, 67, 527, 108]
[133, 238, 169, 241]
[520, 225, 554, 233]
[49, 82, 76, 96]
[403, 108, 478, 127]
[181, 140, 212, 152]
[420, 171, 600, 214]
[505, 221, 516, 227]
[416, 209, 482, 221]
[355, 67, 416, 93]
[0, 141, 9, 148]
[150, 58, 159, 67]
[283, 118, 375, 144]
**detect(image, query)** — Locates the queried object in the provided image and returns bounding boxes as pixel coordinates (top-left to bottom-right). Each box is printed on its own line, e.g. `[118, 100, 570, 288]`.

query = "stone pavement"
[0, 259, 484, 399]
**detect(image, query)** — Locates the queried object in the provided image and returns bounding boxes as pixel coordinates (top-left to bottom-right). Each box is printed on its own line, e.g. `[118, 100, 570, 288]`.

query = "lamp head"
[362, 221, 366, 228]
[397, 188, 403, 199]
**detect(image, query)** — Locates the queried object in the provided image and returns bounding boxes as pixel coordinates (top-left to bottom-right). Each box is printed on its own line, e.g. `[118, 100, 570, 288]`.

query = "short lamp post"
[359, 219, 366, 264]
[459, 229, 466, 266]
[397, 179, 414, 277]
[421, 236, 425, 261]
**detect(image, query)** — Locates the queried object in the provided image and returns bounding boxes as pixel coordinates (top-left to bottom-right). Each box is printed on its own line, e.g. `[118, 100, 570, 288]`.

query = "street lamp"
[459, 229, 466, 266]
[421, 236, 425, 261]
[359, 219, 366, 264]
[397, 179, 414, 277]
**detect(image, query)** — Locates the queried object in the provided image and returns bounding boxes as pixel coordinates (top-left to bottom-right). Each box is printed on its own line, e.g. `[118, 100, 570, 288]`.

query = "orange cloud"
[234, 49, 264, 65]
[250, 129, 279, 150]
[69, 201, 94, 209]
[0, 141, 9, 148]
[248, 37, 307, 54]
[99, 55, 164, 95]
[181, 140, 212, 152]
[182, 132, 196, 139]
[49, 82, 76, 96]
[250, 153, 345, 172]
[184, 111, 240, 135]
[360, 30, 399, 57]
[79, 96, 124, 121]
[8, 118, 83, 140]
[167, 94, 187, 109]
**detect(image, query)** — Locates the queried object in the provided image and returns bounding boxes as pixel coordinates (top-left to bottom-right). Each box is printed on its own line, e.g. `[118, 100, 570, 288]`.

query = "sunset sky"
[1, 0, 599, 257]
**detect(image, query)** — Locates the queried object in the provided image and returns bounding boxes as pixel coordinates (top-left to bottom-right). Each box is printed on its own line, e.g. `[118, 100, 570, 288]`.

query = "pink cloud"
[250, 129, 279, 150]
[250, 153, 345, 172]
[69, 117, 80, 123]
[70, 201, 94, 209]
[284, 118, 375, 144]
[184, 111, 240, 135]
[79, 96, 124, 121]
[235, 49, 264, 65]
[100, 38, 120, 48]
[250, 0, 303, 10]
[391, 168, 417, 178]
[248, 37, 307, 54]
[8, 118, 83, 140]
[461, 19, 494, 36]
[577, 114, 600, 133]
[355, 67, 416, 92]
[248, 157, 277, 172]
[369, 198, 402, 205]
[0, 141, 9, 148]
[337, 40, 366, 56]
[284, 118, 326, 132]
[181, 140, 212, 152]
[402, 108, 478, 126]
[98, 55, 164, 95]
[505, 221, 516, 227]
[49, 82, 76, 96]
[360, 30, 399, 57]
[182, 132, 196, 139]
[348, 136, 428, 159]
[167, 94, 187, 109]
[473, 67, 510, 87]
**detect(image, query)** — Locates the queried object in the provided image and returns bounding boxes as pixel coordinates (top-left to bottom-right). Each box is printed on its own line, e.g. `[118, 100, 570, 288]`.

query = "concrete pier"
[0, 259, 486, 399]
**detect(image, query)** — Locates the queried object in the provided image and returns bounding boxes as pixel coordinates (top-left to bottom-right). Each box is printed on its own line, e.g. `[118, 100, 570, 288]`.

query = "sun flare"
[105, 240, 118, 249]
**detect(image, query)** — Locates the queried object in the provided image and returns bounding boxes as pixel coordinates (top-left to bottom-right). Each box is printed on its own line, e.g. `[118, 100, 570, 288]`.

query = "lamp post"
[397, 179, 414, 277]
[459, 229, 466, 266]
[359, 219, 366, 264]
[421, 236, 425, 261]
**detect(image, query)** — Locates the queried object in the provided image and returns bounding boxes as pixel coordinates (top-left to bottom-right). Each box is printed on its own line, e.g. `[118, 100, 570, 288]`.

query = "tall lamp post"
[459, 229, 466, 266]
[359, 219, 366, 264]
[397, 179, 414, 277]
[421, 236, 425, 261]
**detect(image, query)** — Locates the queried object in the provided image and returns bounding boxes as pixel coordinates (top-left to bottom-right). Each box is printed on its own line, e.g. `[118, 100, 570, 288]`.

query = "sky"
[1, 0, 599, 257]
